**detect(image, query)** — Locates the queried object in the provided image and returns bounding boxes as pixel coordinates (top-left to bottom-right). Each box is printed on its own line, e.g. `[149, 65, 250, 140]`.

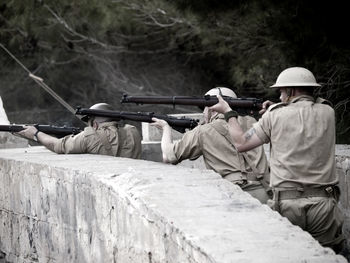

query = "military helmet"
[81, 103, 113, 122]
[205, 87, 237, 98]
[270, 67, 321, 88]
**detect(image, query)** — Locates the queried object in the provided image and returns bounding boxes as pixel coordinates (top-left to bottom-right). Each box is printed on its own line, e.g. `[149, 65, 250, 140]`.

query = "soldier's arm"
[17, 125, 60, 152]
[151, 118, 177, 163]
[210, 95, 264, 152]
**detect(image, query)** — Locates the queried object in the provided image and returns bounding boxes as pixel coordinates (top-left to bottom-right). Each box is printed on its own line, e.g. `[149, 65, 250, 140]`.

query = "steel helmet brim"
[270, 83, 321, 88]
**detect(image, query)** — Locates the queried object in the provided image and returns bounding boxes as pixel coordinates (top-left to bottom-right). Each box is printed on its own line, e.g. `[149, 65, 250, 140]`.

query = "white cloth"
[0, 96, 10, 124]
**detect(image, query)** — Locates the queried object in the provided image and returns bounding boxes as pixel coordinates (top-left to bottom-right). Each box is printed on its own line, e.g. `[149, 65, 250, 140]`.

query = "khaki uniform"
[172, 114, 271, 204]
[53, 121, 141, 159]
[253, 95, 344, 249]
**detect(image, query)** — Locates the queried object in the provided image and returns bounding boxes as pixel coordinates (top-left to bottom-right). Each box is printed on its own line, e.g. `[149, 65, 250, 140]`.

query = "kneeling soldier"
[152, 87, 271, 204]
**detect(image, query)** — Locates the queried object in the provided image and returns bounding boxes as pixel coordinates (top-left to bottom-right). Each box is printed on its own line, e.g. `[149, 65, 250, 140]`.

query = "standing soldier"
[18, 103, 142, 159]
[210, 67, 346, 255]
[151, 87, 271, 204]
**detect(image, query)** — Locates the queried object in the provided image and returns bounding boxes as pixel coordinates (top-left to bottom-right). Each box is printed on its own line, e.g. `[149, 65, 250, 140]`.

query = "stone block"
[0, 147, 346, 263]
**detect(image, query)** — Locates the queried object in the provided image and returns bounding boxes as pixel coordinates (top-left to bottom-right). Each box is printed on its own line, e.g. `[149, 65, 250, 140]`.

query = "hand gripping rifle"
[75, 107, 199, 133]
[121, 94, 263, 113]
[0, 124, 82, 138]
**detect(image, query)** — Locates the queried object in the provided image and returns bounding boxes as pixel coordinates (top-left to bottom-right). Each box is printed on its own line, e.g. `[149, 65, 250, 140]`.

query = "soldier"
[17, 103, 142, 159]
[151, 87, 271, 204]
[210, 67, 346, 254]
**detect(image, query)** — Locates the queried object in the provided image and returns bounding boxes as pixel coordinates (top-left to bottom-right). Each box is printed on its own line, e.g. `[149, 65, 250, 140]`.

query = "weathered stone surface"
[0, 147, 346, 263]
[336, 151, 350, 249]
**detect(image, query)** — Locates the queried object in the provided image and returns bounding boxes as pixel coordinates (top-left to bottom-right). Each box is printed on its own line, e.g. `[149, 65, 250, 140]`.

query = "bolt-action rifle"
[0, 124, 82, 138]
[121, 94, 263, 113]
[75, 107, 199, 133]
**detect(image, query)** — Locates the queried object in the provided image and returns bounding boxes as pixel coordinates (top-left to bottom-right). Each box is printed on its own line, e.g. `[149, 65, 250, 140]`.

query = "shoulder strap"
[115, 125, 127, 156]
[315, 97, 333, 107]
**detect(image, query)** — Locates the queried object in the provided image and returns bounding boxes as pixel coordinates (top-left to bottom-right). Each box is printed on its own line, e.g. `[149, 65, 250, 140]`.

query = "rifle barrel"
[75, 108, 198, 133]
[0, 124, 82, 138]
[121, 94, 263, 110]
[0, 125, 24, 133]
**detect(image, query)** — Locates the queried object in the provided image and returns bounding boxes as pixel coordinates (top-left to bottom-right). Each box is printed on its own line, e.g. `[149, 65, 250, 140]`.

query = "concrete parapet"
[336, 145, 350, 249]
[0, 147, 346, 262]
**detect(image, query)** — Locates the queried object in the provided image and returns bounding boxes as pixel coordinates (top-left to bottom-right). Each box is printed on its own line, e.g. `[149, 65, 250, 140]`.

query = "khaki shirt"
[172, 114, 269, 182]
[253, 95, 337, 187]
[53, 121, 141, 159]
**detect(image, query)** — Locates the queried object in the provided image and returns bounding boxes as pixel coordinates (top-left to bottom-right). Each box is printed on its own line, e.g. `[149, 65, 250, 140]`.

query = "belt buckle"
[325, 186, 333, 194]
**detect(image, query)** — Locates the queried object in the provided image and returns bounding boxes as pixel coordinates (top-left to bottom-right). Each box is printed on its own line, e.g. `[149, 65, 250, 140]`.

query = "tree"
[0, 0, 349, 142]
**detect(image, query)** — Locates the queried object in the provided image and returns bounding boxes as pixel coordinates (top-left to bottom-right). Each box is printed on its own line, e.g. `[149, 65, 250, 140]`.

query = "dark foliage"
[0, 0, 349, 142]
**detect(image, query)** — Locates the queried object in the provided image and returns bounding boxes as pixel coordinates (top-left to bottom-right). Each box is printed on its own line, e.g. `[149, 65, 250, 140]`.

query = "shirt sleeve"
[53, 131, 87, 154]
[253, 113, 271, 144]
[173, 127, 203, 163]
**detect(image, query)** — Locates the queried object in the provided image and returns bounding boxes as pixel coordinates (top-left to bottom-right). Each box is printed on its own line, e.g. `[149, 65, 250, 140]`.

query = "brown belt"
[273, 186, 337, 201]
[224, 172, 263, 183]
[244, 172, 264, 182]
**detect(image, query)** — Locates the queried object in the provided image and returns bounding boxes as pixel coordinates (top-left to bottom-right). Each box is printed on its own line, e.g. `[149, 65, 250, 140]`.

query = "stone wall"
[0, 147, 346, 262]
[336, 145, 350, 248]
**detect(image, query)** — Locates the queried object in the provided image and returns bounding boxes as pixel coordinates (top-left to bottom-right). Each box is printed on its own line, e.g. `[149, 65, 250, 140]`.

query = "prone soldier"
[17, 103, 142, 159]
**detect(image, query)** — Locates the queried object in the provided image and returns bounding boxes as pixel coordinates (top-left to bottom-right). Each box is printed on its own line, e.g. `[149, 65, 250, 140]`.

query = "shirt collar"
[290, 95, 315, 104]
[98, 121, 118, 128]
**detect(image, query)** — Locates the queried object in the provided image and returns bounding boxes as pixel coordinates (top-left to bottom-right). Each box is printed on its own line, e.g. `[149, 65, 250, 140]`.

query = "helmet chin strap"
[286, 88, 296, 102]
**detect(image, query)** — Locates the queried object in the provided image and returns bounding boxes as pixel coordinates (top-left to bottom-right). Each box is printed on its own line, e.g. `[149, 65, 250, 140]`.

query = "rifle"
[75, 107, 199, 133]
[0, 124, 82, 138]
[121, 94, 263, 113]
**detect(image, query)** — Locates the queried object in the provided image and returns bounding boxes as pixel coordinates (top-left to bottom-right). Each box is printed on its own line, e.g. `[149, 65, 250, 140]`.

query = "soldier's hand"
[151, 118, 169, 130]
[17, 125, 37, 140]
[259, 100, 275, 115]
[209, 95, 232, 114]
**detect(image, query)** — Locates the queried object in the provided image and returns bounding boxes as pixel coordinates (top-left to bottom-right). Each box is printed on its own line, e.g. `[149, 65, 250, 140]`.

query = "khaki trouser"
[269, 188, 345, 250]
[241, 182, 270, 204]
[224, 173, 271, 204]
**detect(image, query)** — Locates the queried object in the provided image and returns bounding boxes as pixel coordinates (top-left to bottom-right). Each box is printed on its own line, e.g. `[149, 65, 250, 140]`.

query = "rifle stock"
[75, 107, 198, 133]
[0, 124, 82, 138]
[121, 94, 263, 112]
